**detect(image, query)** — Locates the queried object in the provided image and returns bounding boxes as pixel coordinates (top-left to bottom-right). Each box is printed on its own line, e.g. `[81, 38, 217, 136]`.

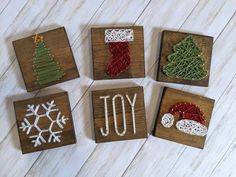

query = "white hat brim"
[176, 119, 207, 136]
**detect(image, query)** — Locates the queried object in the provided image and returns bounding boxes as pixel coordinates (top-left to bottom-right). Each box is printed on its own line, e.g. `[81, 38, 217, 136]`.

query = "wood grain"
[92, 86, 147, 143]
[157, 30, 213, 87]
[13, 27, 79, 92]
[91, 26, 145, 80]
[154, 87, 215, 149]
[14, 92, 76, 154]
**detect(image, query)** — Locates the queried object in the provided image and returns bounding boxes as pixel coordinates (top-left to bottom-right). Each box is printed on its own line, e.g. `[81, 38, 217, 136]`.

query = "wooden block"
[13, 27, 79, 92]
[14, 92, 76, 154]
[91, 26, 145, 80]
[92, 86, 147, 143]
[153, 87, 215, 149]
[157, 30, 213, 86]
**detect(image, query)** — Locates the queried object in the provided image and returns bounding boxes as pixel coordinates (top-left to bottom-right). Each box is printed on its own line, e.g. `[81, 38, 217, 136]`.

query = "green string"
[162, 35, 208, 80]
[33, 42, 65, 85]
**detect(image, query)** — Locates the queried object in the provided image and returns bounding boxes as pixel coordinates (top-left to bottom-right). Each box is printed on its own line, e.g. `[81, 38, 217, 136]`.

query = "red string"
[107, 42, 131, 77]
[169, 102, 206, 125]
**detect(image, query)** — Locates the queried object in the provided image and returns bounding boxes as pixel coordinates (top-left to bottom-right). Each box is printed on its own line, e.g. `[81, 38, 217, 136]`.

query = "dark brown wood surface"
[157, 30, 213, 87]
[13, 27, 79, 92]
[153, 87, 215, 149]
[91, 26, 145, 80]
[14, 92, 76, 154]
[92, 86, 147, 143]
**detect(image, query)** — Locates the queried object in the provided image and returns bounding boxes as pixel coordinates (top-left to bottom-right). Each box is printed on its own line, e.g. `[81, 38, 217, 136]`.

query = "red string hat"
[105, 29, 133, 77]
[161, 102, 207, 136]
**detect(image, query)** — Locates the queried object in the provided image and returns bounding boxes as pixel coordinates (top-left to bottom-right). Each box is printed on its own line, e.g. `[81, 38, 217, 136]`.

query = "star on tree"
[162, 35, 208, 80]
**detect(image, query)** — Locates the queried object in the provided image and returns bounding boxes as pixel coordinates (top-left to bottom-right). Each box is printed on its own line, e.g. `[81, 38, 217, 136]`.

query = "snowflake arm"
[26, 104, 40, 117]
[55, 112, 69, 129]
[30, 132, 46, 147]
[48, 130, 62, 143]
[41, 100, 58, 113]
[19, 118, 34, 135]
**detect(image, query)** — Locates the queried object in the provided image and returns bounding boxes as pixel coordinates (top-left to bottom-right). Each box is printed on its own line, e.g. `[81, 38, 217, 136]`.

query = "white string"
[126, 93, 137, 134]
[176, 119, 207, 136]
[112, 94, 127, 136]
[99, 96, 110, 136]
[105, 29, 134, 43]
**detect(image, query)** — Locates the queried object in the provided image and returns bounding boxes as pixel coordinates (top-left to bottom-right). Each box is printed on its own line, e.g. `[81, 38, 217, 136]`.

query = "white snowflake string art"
[19, 100, 68, 147]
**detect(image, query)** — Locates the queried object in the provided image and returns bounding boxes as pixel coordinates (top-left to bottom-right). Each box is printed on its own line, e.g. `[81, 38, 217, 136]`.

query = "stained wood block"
[14, 92, 76, 154]
[92, 86, 147, 143]
[13, 27, 79, 92]
[153, 87, 215, 149]
[91, 26, 145, 80]
[157, 30, 213, 86]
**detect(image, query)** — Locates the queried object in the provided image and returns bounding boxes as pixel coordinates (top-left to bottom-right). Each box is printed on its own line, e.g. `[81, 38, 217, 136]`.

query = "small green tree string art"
[162, 35, 208, 80]
[33, 34, 65, 85]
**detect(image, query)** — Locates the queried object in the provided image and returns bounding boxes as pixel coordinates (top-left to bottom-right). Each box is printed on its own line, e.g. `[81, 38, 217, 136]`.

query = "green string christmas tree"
[33, 34, 65, 85]
[162, 35, 207, 80]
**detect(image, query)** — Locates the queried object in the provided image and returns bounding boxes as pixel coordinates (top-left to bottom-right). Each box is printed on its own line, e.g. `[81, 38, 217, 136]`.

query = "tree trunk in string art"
[162, 35, 208, 80]
[33, 34, 65, 85]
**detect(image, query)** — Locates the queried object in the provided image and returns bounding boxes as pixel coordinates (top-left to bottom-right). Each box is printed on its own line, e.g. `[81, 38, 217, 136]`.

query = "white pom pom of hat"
[161, 113, 174, 128]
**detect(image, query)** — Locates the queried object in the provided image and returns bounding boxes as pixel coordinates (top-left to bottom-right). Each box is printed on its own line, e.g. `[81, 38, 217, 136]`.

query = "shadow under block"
[92, 86, 147, 143]
[14, 92, 76, 154]
[157, 30, 213, 87]
[13, 27, 79, 92]
[153, 87, 215, 149]
[91, 26, 145, 80]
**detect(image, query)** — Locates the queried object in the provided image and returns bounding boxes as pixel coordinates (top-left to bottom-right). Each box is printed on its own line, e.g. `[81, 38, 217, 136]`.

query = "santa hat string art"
[161, 102, 208, 136]
[105, 29, 133, 77]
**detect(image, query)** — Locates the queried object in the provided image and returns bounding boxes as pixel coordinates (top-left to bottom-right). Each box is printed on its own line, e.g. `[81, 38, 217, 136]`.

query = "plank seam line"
[71, 0, 107, 47]
[178, 0, 201, 30]
[134, 0, 152, 24]
[209, 137, 236, 177]
[4, 0, 30, 35]
[121, 138, 149, 177]
[0, 0, 12, 15]
[74, 146, 99, 177]
[166, 146, 187, 177]
[212, 11, 236, 45]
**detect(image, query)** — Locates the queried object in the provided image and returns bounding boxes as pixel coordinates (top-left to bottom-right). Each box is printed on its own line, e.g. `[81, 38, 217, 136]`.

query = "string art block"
[154, 87, 215, 149]
[157, 30, 213, 87]
[91, 26, 145, 80]
[92, 87, 147, 143]
[14, 92, 76, 154]
[33, 34, 65, 85]
[13, 27, 79, 92]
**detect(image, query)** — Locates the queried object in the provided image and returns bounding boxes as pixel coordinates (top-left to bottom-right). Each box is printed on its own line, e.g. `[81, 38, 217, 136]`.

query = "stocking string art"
[105, 29, 133, 77]
[33, 34, 65, 85]
[162, 35, 208, 80]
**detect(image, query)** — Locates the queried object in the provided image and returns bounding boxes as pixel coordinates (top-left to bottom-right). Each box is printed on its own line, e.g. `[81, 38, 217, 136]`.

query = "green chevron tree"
[33, 34, 65, 85]
[162, 35, 207, 80]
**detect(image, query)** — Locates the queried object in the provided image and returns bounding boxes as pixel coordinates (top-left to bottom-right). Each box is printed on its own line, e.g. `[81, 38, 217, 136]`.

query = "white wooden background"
[0, 0, 236, 176]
